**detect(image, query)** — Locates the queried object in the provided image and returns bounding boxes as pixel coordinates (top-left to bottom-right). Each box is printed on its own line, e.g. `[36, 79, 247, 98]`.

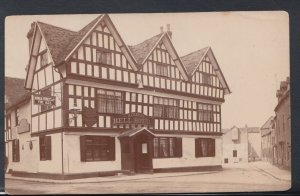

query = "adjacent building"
[274, 77, 291, 170]
[222, 126, 261, 164]
[261, 116, 275, 163]
[5, 14, 230, 179]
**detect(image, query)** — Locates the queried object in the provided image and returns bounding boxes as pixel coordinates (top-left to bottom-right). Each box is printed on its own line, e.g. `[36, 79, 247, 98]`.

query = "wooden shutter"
[109, 137, 115, 161]
[175, 138, 182, 157]
[195, 138, 199, 157]
[80, 136, 86, 162]
[45, 136, 52, 160]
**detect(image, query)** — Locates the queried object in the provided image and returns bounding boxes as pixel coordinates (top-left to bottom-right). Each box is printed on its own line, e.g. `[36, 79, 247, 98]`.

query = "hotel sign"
[112, 112, 153, 126]
[33, 95, 56, 106]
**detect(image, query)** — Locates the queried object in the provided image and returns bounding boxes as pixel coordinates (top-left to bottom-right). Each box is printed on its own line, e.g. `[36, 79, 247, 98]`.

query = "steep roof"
[37, 15, 102, 65]
[128, 33, 163, 64]
[5, 77, 30, 109]
[261, 116, 275, 129]
[181, 47, 209, 75]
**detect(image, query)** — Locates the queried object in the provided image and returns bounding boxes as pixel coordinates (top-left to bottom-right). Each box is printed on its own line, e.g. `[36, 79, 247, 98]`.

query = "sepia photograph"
[4, 11, 290, 194]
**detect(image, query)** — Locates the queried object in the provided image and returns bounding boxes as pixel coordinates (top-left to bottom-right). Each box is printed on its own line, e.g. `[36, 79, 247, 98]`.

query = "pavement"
[5, 161, 291, 184]
[5, 170, 219, 184]
[249, 161, 291, 182]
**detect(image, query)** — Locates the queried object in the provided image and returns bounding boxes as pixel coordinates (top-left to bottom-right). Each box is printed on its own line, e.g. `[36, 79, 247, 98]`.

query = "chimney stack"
[27, 22, 35, 54]
[166, 24, 172, 40]
[160, 26, 164, 34]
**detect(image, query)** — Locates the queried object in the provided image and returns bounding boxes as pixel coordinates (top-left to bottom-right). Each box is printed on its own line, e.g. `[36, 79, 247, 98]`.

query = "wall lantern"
[137, 79, 144, 89]
[69, 101, 81, 123]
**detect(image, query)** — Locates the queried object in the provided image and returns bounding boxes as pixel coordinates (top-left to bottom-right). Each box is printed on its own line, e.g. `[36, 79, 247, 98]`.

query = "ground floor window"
[153, 137, 182, 158]
[195, 138, 215, 157]
[12, 139, 20, 162]
[39, 136, 52, 161]
[80, 136, 115, 162]
[233, 150, 237, 157]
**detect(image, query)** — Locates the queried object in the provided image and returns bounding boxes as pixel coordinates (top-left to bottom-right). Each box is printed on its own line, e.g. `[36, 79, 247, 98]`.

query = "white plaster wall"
[37, 133, 63, 173]
[63, 134, 122, 174]
[153, 137, 222, 169]
[222, 143, 248, 163]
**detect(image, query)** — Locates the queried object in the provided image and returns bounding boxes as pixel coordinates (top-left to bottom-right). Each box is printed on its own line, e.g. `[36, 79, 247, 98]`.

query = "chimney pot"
[160, 26, 164, 33]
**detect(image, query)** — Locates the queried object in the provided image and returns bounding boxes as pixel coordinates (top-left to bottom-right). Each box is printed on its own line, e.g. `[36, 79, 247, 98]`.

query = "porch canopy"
[118, 127, 155, 138]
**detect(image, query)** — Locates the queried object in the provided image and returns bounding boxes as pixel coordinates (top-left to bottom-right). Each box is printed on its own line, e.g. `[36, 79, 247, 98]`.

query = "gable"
[25, 23, 61, 90]
[182, 47, 230, 95]
[65, 14, 138, 71]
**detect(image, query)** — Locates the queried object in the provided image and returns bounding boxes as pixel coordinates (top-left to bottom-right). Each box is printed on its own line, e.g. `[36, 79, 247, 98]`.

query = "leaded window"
[97, 89, 123, 114]
[153, 97, 178, 119]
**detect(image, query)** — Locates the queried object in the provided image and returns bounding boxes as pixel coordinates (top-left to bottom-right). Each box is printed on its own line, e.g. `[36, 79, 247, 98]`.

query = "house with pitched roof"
[222, 126, 261, 164]
[7, 14, 230, 179]
[261, 116, 275, 163]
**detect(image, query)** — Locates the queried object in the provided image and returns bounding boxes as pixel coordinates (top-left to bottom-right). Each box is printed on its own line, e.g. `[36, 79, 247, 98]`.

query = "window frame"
[195, 138, 215, 158]
[153, 97, 179, 119]
[97, 89, 124, 114]
[80, 135, 115, 162]
[156, 63, 169, 77]
[96, 50, 112, 65]
[12, 139, 20, 162]
[153, 137, 182, 158]
[39, 135, 52, 161]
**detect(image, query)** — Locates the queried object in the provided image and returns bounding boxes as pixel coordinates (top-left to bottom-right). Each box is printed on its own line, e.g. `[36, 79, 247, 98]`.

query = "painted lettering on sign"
[112, 112, 153, 126]
[33, 95, 56, 106]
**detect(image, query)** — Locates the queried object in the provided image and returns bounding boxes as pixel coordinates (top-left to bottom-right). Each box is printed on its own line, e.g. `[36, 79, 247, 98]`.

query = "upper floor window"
[97, 89, 123, 114]
[202, 73, 212, 85]
[96, 50, 111, 65]
[40, 51, 48, 67]
[198, 104, 213, 122]
[153, 97, 178, 119]
[195, 138, 215, 157]
[156, 64, 168, 77]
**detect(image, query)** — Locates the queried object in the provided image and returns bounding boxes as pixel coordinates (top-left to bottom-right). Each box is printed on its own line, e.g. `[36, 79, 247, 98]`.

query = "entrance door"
[134, 134, 153, 173]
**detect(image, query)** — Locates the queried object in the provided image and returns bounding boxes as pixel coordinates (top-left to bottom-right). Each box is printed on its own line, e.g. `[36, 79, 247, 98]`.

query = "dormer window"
[156, 64, 168, 77]
[96, 50, 111, 65]
[40, 51, 48, 67]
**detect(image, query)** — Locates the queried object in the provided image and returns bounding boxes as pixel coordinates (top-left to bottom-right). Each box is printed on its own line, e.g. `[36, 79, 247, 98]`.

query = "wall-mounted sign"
[33, 95, 56, 106]
[112, 112, 153, 126]
[82, 107, 98, 127]
[17, 119, 30, 134]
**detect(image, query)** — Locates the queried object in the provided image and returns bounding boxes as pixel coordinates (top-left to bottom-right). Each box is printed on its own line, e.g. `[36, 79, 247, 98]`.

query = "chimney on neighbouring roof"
[160, 26, 164, 34]
[27, 22, 35, 55]
[166, 24, 172, 40]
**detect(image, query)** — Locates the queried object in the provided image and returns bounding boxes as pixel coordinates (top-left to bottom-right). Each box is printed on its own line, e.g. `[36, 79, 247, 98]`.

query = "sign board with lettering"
[82, 107, 98, 127]
[17, 119, 30, 134]
[112, 112, 153, 126]
[34, 95, 56, 106]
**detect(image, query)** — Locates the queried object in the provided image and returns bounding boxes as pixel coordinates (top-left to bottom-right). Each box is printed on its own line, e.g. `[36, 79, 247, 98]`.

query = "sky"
[5, 11, 289, 129]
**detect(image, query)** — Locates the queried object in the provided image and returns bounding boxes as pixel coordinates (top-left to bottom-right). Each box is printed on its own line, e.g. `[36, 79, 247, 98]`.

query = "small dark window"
[12, 139, 20, 162]
[40, 51, 48, 67]
[195, 138, 215, 157]
[96, 50, 112, 65]
[233, 150, 237, 157]
[153, 137, 182, 158]
[224, 158, 228, 164]
[80, 136, 115, 162]
[40, 136, 52, 161]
